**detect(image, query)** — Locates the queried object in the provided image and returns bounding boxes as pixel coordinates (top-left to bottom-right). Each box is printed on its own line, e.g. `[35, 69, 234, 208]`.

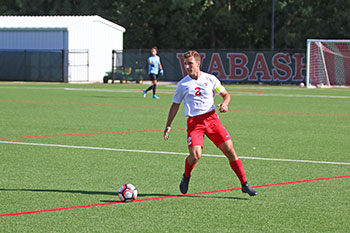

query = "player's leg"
[186, 145, 201, 176]
[152, 79, 157, 94]
[180, 145, 201, 194]
[218, 140, 258, 196]
[180, 118, 205, 194]
[205, 113, 258, 196]
[144, 74, 155, 97]
[152, 78, 159, 99]
[218, 140, 245, 183]
[185, 120, 205, 177]
[205, 113, 247, 184]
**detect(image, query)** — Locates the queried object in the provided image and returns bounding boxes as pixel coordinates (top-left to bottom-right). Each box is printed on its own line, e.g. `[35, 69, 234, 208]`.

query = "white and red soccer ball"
[118, 184, 138, 202]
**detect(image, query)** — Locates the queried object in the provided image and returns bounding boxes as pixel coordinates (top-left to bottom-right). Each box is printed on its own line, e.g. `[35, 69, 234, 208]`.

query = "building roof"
[0, 15, 126, 32]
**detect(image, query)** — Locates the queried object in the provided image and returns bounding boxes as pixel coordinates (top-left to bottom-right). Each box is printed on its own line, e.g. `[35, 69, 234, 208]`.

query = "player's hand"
[217, 103, 228, 113]
[163, 126, 171, 140]
[159, 69, 164, 76]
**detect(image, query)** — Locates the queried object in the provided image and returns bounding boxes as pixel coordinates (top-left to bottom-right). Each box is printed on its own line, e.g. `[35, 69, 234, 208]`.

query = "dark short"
[149, 74, 158, 81]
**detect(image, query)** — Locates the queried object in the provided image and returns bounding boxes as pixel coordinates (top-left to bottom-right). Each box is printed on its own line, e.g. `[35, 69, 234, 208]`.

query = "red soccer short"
[186, 110, 231, 148]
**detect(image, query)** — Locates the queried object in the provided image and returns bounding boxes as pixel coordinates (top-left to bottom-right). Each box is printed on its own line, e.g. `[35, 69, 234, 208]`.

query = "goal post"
[306, 39, 350, 88]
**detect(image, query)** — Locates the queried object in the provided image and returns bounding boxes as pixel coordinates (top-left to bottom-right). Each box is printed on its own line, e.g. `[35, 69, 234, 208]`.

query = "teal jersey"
[148, 55, 161, 75]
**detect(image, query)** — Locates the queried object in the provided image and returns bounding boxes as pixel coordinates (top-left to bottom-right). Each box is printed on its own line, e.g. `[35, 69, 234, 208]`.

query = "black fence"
[0, 49, 306, 84]
[0, 50, 64, 82]
[123, 49, 307, 84]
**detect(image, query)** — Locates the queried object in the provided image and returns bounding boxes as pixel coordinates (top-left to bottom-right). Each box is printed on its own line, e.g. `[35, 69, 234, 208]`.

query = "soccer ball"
[118, 184, 138, 202]
[299, 82, 305, 87]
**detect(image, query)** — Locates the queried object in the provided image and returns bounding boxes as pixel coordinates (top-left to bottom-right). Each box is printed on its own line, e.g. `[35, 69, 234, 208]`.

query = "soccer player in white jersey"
[144, 46, 164, 99]
[163, 50, 257, 196]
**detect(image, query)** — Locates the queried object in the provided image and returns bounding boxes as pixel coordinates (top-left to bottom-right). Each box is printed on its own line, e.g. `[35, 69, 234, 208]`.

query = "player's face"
[184, 56, 200, 77]
[151, 48, 157, 56]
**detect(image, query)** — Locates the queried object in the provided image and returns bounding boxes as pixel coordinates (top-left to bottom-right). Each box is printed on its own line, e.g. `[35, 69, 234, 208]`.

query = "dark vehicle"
[103, 67, 145, 84]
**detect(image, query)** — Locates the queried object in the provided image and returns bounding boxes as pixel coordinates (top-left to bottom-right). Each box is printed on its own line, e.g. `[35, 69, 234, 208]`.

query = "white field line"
[1, 140, 349, 166]
[1, 86, 349, 98]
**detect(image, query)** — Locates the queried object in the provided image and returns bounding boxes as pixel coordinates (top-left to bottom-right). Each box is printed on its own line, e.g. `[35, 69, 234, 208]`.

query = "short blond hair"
[183, 50, 201, 63]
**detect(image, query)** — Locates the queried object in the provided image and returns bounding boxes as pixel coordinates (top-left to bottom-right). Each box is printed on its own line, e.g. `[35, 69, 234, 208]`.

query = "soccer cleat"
[179, 173, 190, 194]
[242, 182, 258, 196]
[153, 94, 160, 99]
[143, 90, 147, 98]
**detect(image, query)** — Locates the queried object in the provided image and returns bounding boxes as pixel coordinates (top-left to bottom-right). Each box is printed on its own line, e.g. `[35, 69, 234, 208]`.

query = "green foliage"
[1, 0, 350, 49]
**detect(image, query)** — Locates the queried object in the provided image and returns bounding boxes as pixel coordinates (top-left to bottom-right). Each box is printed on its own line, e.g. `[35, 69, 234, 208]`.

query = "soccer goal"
[306, 39, 350, 88]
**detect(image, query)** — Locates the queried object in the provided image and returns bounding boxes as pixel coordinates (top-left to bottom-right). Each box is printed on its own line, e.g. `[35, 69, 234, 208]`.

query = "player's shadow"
[100, 193, 176, 202]
[100, 193, 249, 202]
[184, 195, 249, 201]
[0, 188, 249, 202]
[0, 188, 117, 196]
[0, 188, 176, 202]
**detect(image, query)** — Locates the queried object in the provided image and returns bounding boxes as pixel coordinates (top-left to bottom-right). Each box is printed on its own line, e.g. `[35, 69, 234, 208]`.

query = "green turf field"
[0, 82, 349, 232]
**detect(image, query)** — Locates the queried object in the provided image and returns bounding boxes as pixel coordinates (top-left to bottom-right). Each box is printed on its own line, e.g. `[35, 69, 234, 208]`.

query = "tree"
[1, 0, 350, 49]
[112, 0, 207, 49]
[274, 0, 350, 49]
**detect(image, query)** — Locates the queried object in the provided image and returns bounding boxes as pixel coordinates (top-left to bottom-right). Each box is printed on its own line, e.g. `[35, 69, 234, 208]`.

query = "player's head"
[183, 50, 201, 64]
[151, 46, 158, 56]
[183, 50, 201, 78]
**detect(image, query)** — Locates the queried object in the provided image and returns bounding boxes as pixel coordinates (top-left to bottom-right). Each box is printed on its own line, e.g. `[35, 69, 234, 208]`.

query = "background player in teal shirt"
[144, 46, 164, 99]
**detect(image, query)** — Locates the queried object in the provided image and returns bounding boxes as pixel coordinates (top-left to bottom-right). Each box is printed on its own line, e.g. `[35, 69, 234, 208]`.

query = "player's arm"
[159, 62, 164, 76]
[217, 90, 231, 113]
[164, 102, 180, 140]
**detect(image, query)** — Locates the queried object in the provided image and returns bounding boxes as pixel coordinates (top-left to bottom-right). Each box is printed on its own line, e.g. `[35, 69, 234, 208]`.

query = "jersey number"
[195, 87, 201, 96]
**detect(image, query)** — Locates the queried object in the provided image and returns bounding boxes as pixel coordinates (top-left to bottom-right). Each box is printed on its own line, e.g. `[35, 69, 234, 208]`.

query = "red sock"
[184, 158, 196, 178]
[229, 159, 247, 185]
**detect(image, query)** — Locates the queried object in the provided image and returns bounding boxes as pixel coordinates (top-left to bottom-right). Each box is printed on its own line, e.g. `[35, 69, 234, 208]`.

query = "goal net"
[306, 39, 350, 88]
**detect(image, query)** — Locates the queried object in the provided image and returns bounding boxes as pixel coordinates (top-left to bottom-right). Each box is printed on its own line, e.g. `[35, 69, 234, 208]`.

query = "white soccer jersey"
[172, 72, 226, 117]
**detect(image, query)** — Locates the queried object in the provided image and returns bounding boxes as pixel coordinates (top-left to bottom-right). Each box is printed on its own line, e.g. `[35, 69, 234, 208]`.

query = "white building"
[0, 15, 125, 82]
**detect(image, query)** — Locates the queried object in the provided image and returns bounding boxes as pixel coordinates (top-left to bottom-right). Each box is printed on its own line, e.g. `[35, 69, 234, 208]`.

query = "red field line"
[230, 109, 350, 117]
[1, 175, 349, 218]
[0, 128, 186, 140]
[2, 99, 349, 117]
